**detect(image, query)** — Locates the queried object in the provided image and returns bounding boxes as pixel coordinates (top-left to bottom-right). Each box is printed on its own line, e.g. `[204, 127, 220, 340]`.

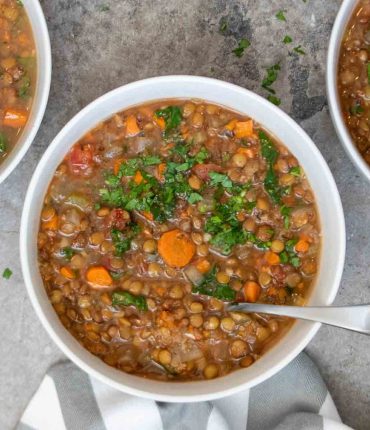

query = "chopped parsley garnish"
[60, 247, 74, 261]
[259, 131, 284, 205]
[2, 268, 12, 279]
[209, 172, 232, 188]
[111, 223, 140, 256]
[188, 192, 203, 204]
[111, 291, 148, 311]
[283, 35, 293, 44]
[219, 18, 228, 33]
[367, 62, 370, 84]
[293, 45, 306, 55]
[276, 10, 286, 21]
[262, 63, 281, 94]
[280, 205, 291, 229]
[18, 76, 30, 98]
[155, 106, 182, 136]
[267, 94, 281, 106]
[0, 133, 7, 154]
[349, 102, 364, 116]
[232, 38, 250, 58]
[289, 166, 301, 177]
[192, 267, 236, 301]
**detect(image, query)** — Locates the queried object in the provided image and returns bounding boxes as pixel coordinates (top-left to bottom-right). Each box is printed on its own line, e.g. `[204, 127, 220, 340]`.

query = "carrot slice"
[42, 214, 58, 231]
[156, 162, 166, 182]
[295, 240, 309, 253]
[113, 158, 125, 175]
[141, 211, 154, 221]
[154, 116, 165, 130]
[234, 120, 253, 138]
[125, 115, 140, 137]
[237, 147, 255, 158]
[60, 266, 75, 280]
[265, 251, 280, 265]
[86, 266, 113, 287]
[243, 281, 261, 303]
[158, 229, 196, 268]
[3, 108, 28, 128]
[225, 119, 238, 130]
[134, 170, 144, 184]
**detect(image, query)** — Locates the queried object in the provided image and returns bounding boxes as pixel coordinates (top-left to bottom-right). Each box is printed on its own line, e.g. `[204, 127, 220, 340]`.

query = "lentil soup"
[338, 0, 370, 164]
[0, 0, 36, 162]
[38, 99, 320, 381]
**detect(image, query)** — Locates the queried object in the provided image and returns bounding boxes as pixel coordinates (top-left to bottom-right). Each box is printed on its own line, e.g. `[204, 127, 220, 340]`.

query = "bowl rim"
[20, 75, 346, 402]
[327, 0, 370, 182]
[0, 0, 52, 184]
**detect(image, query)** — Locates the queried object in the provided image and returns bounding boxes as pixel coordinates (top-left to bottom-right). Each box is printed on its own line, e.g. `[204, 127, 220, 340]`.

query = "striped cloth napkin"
[17, 352, 352, 430]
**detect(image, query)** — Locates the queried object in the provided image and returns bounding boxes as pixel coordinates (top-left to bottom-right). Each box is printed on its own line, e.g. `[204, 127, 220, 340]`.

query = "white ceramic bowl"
[327, 0, 370, 182]
[0, 0, 51, 184]
[20, 76, 345, 402]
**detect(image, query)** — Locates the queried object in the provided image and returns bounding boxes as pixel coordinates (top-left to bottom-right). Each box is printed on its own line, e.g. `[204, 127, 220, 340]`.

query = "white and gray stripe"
[17, 352, 352, 430]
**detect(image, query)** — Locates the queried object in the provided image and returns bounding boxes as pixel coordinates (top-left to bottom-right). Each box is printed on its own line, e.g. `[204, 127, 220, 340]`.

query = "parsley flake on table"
[219, 18, 228, 34]
[232, 38, 250, 58]
[2, 268, 12, 280]
[293, 45, 306, 55]
[276, 10, 286, 21]
[283, 35, 293, 44]
[267, 94, 281, 106]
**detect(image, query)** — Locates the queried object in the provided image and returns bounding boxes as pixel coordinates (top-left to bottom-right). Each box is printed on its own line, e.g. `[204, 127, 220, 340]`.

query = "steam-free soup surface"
[338, 0, 370, 164]
[0, 0, 36, 162]
[38, 99, 320, 381]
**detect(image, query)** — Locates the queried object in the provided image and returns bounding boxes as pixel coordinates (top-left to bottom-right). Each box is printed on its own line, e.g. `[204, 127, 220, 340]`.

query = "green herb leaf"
[111, 224, 140, 257]
[18, 76, 30, 98]
[209, 172, 232, 188]
[112, 291, 148, 311]
[2, 268, 12, 279]
[283, 35, 293, 44]
[280, 205, 291, 229]
[262, 63, 281, 93]
[276, 10, 286, 21]
[188, 192, 203, 204]
[267, 94, 281, 106]
[60, 247, 74, 261]
[99, 4, 110, 11]
[219, 18, 228, 33]
[0, 133, 7, 154]
[192, 267, 236, 301]
[155, 106, 182, 135]
[142, 155, 162, 166]
[349, 102, 364, 116]
[289, 166, 301, 176]
[293, 45, 306, 55]
[232, 38, 250, 57]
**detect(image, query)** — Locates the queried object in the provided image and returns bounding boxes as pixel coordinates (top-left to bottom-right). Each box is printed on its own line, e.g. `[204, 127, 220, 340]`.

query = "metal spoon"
[226, 303, 370, 335]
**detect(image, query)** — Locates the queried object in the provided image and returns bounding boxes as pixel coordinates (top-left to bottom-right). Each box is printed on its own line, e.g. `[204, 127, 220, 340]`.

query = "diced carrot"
[158, 229, 196, 268]
[86, 266, 113, 287]
[113, 158, 125, 175]
[142, 211, 154, 221]
[134, 170, 144, 184]
[237, 147, 255, 158]
[265, 251, 280, 265]
[267, 286, 278, 297]
[243, 281, 261, 303]
[234, 120, 254, 138]
[60, 266, 75, 280]
[295, 240, 310, 253]
[154, 116, 165, 130]
[42, 214, 58, 231]
[125, 115, 140, 137]
[299, 233, 312, 243]
[225, 119, 238, 131]
[196, 259, 211, 274]
[155, 285, 166, 296]
[156, 162, 166, 182]
[3, 108, 28, 128]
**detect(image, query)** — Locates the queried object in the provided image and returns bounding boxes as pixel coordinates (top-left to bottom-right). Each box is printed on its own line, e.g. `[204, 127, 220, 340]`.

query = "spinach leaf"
[155, 106, 182, 135]
[112, 291, 148, 311]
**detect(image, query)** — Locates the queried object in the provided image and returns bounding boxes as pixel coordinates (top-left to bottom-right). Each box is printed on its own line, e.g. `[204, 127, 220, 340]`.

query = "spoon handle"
[227, 303, 370, 335]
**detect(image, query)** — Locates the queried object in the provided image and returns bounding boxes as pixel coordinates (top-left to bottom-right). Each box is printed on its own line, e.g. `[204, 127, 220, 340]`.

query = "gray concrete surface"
[1, 0, 369, 428]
